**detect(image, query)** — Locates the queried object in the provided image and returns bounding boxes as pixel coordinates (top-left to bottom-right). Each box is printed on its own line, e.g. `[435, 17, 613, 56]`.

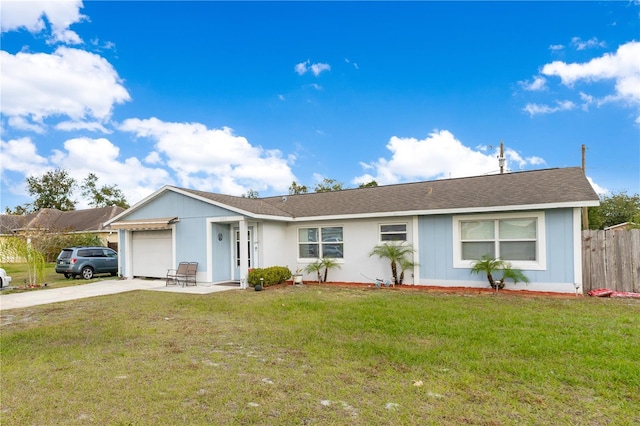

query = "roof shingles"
[176, 167, 599, 219]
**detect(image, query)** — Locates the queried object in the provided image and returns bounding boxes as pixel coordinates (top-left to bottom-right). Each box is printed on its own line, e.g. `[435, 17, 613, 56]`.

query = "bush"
[247, 266, 292, 287]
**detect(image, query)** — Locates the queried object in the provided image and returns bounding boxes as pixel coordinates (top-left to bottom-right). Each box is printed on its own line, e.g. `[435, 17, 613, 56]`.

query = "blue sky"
[1, 1, 639, 211]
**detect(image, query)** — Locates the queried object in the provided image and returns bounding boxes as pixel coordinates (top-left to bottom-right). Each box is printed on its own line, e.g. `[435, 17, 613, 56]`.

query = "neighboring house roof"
[0, 206, 125, 234]
[604, 222, 637, 231]
[109, 167, 599, 224]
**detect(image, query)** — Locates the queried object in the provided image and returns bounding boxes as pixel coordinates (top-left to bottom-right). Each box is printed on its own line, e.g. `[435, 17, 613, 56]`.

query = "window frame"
[297, 226, 344, 261]
[452, 211, 546, 270]
[379, 223, 408, 242]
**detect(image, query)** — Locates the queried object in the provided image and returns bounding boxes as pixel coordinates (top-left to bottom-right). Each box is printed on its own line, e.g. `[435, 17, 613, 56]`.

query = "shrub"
[247, 266, 292, 287]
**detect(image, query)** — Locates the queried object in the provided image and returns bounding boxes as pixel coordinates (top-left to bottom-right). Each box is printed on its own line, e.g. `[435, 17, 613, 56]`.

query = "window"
[380, 224, 407, 241]
[453, 212, 546, 270]
[298, 226, 343, 259]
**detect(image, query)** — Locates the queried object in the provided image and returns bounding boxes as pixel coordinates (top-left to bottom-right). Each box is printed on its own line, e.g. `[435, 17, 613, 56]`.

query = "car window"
[58, 250, 73, 259]
[105, 250, 117, 258]
[77, 249, 91, 257]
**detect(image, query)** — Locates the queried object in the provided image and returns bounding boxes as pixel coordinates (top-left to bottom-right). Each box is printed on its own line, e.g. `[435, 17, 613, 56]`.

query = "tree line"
[5, 168, 129, 214]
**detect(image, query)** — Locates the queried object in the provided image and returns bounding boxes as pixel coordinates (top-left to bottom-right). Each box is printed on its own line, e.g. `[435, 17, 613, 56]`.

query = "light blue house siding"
[417, 208, 576, 289]
[117, 191, 244, 279]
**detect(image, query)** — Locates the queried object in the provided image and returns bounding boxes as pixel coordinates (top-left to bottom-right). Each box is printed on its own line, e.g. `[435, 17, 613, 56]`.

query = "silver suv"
[55, 246, 118, 280]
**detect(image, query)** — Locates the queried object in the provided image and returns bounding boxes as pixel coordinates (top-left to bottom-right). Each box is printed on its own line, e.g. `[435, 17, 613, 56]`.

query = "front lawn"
[1, 286, 638, 424]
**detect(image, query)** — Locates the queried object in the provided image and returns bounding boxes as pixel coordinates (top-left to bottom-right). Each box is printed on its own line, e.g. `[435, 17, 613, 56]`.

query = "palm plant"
[398, 257, 418, 285]
[470, 255, 529, 292]
[305, 258, 342, 283]
[369, 242, 415, 285]
[320, 257, 341, 282]
[305, 261, 323, 282]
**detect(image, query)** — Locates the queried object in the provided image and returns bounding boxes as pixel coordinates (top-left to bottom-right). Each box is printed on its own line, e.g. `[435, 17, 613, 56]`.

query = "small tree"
[398, 257, 417, 284]
[305, 261, 324, 282]
[289, 181, 308, 195]
[242, 189, 260, 199]
[320, 257, 341, 282]
[470, 255, 529, 293]
[81, 173, 129, 208]
[314, 178, 343, 193]
[15, 168, 78, 213]
[305, 258, 341, 283]
[0, 237, 45, 285]
[369, 242, 415, 285]
[588, 191, 640, 229]
[358, 180, 378, 188]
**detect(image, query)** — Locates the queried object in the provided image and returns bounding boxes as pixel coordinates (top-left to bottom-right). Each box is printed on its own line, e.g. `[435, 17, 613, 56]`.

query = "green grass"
[1, 286, 638, 425]
[1, 263, 114, 293]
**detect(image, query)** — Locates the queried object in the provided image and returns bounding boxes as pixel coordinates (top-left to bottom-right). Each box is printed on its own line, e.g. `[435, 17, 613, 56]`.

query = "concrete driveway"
[0, 279, 240, 311]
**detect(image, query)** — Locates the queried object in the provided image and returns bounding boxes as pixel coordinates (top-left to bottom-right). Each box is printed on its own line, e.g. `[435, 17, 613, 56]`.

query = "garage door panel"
[132, 230, 172, 278]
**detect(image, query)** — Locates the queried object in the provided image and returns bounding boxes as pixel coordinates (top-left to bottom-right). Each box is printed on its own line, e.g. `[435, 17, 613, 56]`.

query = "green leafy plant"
[0, 237, 45, 285]
[369, 242, 415, 285]
[304, 258, 341, 283]
[398, 257, 418, 284]
[247, 266, 291, 287]
[470, 255, 529, 292]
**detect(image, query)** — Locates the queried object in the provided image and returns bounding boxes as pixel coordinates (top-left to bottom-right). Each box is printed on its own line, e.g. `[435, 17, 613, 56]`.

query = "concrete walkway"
[0, 279, 240, 311]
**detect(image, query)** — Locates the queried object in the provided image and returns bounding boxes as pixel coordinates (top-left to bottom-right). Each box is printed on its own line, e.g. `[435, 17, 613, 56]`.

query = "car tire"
[81, 266, 94, 280]
[64, 273, 73, 279]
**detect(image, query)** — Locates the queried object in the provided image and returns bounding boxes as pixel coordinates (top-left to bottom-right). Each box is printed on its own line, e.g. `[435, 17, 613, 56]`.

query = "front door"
[234, 228, 252, 279]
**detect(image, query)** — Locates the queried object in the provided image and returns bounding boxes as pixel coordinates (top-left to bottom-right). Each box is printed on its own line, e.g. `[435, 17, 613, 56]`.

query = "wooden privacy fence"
[582, 229, 640, 293]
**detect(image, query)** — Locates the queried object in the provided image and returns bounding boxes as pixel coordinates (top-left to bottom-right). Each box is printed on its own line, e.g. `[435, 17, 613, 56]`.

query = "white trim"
[238, 219, 249, 289]
[296, 224, 345, 262]
[452, 211, 547, 271]
[378, 222, 408, 242]
[206, 219, 213, 283]
[412, 216, 419, 285]
[573, 207, 583, 294]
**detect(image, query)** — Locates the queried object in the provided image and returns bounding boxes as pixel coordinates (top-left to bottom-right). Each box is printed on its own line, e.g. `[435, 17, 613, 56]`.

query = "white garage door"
[132, 230, 172, 278]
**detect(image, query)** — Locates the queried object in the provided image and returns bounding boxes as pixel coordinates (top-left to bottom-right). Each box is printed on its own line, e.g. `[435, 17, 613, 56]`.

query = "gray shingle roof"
[0, 206, 125, 234]
[175, 167, 599, 219]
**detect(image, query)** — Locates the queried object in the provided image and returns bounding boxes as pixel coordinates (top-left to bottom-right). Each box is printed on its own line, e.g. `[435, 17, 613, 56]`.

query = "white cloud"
[0, 137, 49, 176]
[549, 44, 565, 51]
[119, 117, 295, 195]
[0, 47, 131, 130]
[345, 58, 359, 69]
[51, 137, 173, 208]
[571, 37, 607, 51]
[310, 62, 331, 76]
[7, 116, 45, 134]
[523, 100, 576, 116]
[520, 76, 547, 91]
[0, 0, 85, 45]
[294, 60, 309, 75]
[541, 41, 640, 117]
[294, 60, 331, 77]
[0, 135, 172, 208]
[354, 130, 545, 185]
[587, 176, 608, 195]
[55, 120, 111, 133]
[144, 151, 163, 165]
